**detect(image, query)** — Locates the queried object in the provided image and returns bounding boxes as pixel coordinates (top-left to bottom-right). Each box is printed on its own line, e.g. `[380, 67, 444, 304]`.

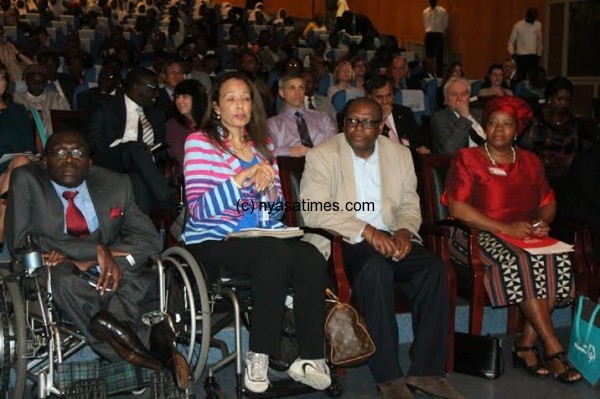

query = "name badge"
[488, 167, 507, 176]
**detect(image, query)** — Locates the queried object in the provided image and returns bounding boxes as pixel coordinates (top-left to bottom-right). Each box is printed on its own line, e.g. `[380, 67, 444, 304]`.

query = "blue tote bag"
[568, 296, 600, 387]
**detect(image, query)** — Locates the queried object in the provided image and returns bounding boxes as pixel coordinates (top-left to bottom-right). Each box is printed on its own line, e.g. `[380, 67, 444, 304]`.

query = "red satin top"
[442, 147, 555, 223]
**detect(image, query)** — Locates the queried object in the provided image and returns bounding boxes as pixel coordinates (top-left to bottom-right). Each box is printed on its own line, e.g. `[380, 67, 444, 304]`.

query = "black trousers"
[50, 263, 159, 362]
[425, 32, 444, 76]
[187, 237, 327, 359]
[94, 142, 173, 214]
[342, 240, 448, 383]
[515, 54, 540, 81]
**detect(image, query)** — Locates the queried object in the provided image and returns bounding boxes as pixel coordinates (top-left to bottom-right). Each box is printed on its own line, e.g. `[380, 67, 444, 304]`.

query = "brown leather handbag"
[324, 288, 376, 367]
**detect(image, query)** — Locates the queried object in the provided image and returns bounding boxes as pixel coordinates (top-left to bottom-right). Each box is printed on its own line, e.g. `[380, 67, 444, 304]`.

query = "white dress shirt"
[423, 6, 448, 33]
[350, 142, 387, 242]
[508, 20, 542, 56]
[111, 94, 143, 147]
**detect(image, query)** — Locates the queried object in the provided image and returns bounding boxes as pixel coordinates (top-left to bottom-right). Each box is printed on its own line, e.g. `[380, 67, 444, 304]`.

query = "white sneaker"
[287, 358, 331, 390]
[244, 351, 270, 393]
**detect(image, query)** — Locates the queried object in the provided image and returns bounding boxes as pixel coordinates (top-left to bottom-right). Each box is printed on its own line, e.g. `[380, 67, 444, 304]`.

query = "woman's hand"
[233, 162, 276, 192]
[502, 221, 534, 239]
[531, 219, 550, 237]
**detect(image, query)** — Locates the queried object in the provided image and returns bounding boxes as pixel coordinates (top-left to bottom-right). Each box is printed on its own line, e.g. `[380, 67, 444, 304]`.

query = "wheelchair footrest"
[150, 369, 195, 399]
[64, 378, 107, 399]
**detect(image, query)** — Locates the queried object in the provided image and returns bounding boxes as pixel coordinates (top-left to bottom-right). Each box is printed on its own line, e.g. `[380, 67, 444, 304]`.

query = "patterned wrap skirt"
[449, 228, 574, 307]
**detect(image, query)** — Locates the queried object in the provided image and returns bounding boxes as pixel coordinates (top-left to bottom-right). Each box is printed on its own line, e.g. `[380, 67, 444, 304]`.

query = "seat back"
[331, 89, 347, 114]
[277, 156, 306, 227]
[420, 154, 453, 224]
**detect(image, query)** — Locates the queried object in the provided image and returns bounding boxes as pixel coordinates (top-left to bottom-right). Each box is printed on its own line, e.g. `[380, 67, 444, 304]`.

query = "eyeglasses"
[344, 117, 381, 130]
[48, 147, 87, 159]
[138, 82, 158, 91]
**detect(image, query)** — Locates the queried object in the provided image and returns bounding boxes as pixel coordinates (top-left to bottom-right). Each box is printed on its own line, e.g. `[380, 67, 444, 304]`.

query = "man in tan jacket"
[300, 97, 463, 399]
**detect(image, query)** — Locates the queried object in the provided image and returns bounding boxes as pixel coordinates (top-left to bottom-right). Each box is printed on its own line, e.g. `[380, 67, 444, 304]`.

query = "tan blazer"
[300, 134, 422, 258]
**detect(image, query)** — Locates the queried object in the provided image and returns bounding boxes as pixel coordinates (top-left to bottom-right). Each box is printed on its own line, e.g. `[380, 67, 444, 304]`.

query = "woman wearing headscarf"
[443, 96, 582, 384]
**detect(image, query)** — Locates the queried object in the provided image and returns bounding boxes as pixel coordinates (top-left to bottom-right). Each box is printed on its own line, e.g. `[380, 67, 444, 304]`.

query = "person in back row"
[268, 72, 337, 157]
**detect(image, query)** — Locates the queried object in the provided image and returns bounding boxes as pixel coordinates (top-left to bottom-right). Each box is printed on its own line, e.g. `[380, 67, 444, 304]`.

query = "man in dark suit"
[5, 129, 190, 390]
[154, 58, 184, 120]
[431, 77, 485, 155]
[365, 75, 429, 155]
[388, 55, 421, 92]
[334, 10, 377, 36]
[86, 67, 174, 214]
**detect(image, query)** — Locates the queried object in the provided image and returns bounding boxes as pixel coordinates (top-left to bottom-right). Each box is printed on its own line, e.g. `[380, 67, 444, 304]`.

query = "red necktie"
[62, 191, 90, 238]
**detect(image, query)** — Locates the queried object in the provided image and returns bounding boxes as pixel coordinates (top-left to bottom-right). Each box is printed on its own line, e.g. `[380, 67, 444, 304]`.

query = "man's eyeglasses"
[48, 148, 87, 159]
[344, 117, 381, 130]
[138, 82, 158, 91]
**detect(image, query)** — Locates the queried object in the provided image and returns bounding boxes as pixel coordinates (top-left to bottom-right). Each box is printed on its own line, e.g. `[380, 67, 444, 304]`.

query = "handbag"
[454, 332, 504, 379]
[324, 288, 375, 367]
[568, 296, 600, 387]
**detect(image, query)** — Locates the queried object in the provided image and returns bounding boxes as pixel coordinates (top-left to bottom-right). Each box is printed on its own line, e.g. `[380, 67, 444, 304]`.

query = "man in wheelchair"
[5, 129, 191, 390]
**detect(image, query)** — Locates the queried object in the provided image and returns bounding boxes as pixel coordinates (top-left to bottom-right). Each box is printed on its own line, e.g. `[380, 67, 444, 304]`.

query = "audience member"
[0, 62, 34, 246]
[302, 13, 327, 41]
[182, 71, 331, 394]
[501, 57, 518, 91]
[301, 69, 337, 127]
[508, 7, 542, 81]
[478, 63, 514, 98]
[350, 56, 369, 90]
[519, 66, 547, 100]
[268, 72, 336, 157]
[431, 77, 485, 154]
[166, 79, 207, 170]
[5, 129, 192, 390]
[14, 64, 71, 137]
[75, 63, 122, 112]
[156, 58, 185, 119]
[327, 60, 364, 101]
[388, 54, 420, 91]
[86, 67, 174, 214]
[365, 75, 428, 154]
[518, 77, 578, 157]
[437, 62, 464, 109]
[443, 96, 581, 384]
[300, 97, 463, 399]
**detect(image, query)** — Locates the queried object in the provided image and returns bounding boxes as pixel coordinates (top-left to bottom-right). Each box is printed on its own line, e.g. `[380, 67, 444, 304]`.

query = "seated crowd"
[1, 1, 597, 398]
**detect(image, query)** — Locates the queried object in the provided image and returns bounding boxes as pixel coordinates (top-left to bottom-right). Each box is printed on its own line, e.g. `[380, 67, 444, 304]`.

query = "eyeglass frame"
[344, 117, 382, 130]
[46, 147, 88, 160]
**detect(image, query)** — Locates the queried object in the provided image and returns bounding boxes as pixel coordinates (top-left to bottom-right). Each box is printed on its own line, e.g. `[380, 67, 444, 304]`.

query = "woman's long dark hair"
[173, 79, 207, 130]
[482, 63, 509, 89]
[0, 62, 13, 105]
[201, 71, 273, 163]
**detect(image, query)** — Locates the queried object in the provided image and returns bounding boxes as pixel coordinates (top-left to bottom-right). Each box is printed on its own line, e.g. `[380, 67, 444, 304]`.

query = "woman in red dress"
[443, 96, 582, 384]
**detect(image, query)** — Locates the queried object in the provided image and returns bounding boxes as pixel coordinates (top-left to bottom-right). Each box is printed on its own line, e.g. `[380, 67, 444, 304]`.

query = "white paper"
[524, 241, 574, 255]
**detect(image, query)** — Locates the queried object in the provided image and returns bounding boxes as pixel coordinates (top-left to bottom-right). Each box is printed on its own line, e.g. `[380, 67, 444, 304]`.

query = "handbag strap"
[325, 288, 339, 302]
[576, 296, 600, 342]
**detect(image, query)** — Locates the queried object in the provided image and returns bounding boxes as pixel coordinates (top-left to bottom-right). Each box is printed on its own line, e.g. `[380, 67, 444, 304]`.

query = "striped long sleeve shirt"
[182, 130, 285, 244]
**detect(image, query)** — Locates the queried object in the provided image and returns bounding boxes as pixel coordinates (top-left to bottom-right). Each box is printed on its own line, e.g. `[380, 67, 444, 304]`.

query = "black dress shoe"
[89, 310, 162, 370]
[150, 319, 191, 391]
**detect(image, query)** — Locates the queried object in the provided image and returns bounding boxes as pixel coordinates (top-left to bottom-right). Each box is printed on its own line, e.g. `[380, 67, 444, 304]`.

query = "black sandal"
[545, 351, 582, 384]
[512, 345, 549, 378]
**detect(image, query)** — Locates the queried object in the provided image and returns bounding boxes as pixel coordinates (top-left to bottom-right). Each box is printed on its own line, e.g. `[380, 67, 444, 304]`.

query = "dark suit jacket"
[430, 108, 475, 155]
[86, 94, 166, 161]
[56, 73, 81, 109]
[6, 163, 162, 270]
[155, 87, 178, 120]
[388, 104, 420, 148]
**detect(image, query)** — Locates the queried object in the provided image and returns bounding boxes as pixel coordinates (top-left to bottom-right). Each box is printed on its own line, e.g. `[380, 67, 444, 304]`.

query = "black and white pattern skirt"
[449, 229, 574, 307]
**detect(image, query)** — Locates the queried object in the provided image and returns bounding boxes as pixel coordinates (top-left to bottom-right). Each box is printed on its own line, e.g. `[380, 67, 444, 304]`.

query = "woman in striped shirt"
[183, 72, 331, 394]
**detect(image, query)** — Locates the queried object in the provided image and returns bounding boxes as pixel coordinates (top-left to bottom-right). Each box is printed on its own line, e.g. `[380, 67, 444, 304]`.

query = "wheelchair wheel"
[0, 268, 27, 399]
[161, 247, 211, 384]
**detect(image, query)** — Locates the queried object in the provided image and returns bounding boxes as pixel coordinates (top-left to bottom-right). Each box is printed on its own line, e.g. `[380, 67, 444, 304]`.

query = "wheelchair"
[0, 246, 211, 399]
